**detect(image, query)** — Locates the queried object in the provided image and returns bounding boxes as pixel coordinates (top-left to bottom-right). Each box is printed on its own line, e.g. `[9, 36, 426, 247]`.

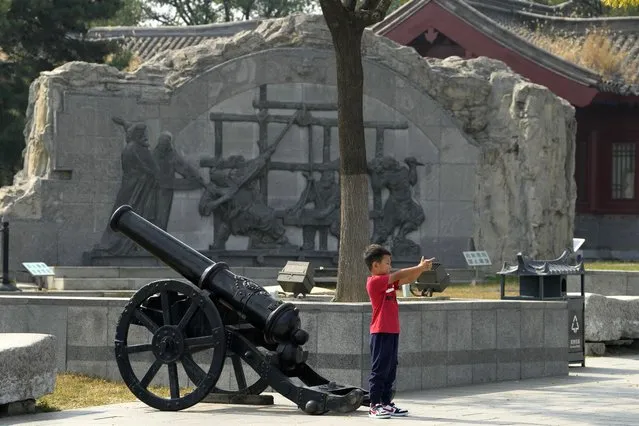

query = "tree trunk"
[330, 25, 371, 303]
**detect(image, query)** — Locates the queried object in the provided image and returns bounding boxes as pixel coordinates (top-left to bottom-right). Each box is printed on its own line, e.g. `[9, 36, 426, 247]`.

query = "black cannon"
[110, 205, 367, 414]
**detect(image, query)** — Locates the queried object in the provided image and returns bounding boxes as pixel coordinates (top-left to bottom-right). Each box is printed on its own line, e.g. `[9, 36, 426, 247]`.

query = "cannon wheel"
[211, 349, 270, 395]
[183, 325, 269, 396]
[114, 279, 226, 411]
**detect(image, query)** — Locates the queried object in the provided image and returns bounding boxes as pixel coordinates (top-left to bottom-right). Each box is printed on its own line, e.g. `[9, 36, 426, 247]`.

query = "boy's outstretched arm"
[389, 256, 435, 286]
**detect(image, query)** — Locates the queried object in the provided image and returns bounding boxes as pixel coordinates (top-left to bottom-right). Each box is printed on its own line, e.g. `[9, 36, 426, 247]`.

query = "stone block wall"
[568, 270, 639, 296]
[0, 296, 568, 392]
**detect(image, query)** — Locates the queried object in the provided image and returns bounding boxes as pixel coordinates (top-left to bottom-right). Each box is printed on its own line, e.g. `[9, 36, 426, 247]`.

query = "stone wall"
[577, 214, 639, 261]
[0, 14, 576, 271]
[0, 295, 569, 391]
[567, 270, 639, 296]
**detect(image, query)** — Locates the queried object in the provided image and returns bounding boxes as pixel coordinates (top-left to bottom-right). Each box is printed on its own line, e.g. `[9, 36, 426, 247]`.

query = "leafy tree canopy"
[140, 0, 315, 26]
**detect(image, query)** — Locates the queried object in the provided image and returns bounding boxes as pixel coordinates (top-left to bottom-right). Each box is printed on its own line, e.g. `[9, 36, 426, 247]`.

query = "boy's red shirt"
[366, 274, 400, 334]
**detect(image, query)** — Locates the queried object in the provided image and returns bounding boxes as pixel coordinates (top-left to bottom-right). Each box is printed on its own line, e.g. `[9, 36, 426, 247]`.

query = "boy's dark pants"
[368, 332, 399, 405]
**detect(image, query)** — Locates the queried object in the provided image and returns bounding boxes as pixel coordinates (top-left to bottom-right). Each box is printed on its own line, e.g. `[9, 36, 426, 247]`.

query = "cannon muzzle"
[110, 205, 308, 347]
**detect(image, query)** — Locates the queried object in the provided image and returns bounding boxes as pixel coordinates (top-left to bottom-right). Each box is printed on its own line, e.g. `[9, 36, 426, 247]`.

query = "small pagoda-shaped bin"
[497, 249, 586, 366]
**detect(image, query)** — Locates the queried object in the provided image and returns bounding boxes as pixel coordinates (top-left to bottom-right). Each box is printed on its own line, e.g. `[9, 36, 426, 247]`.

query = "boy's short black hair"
[363, 244, 392, 271]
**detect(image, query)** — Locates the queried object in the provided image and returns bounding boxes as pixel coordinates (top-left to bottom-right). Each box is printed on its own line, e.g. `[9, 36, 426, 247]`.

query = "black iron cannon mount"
[110, 205, 367, 414]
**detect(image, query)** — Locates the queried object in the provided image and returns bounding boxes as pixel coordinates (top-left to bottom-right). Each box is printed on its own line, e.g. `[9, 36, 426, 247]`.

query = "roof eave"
[373, 0, 601, 89]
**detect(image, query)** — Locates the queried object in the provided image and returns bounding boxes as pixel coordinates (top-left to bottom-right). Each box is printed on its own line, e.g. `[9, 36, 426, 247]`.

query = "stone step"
[51, 266, 180, 279]
[315, 267, 480, 283]
[47, 265, 481, 291]
[16, 288, 137, 298]
[51, 266, 283, 280]
[51, 276, 279, 291]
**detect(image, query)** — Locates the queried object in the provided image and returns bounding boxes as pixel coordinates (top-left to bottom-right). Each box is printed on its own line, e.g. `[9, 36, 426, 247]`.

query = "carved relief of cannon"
[110, 205, 367, 414]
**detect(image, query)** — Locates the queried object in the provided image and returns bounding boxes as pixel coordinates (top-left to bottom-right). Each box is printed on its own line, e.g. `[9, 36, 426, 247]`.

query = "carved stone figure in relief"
[153, 131, 205, 231]
[369, 156, 425, 256]
[286, 170, 340, 251]
[99, 117, 160, 255]
[198, 144, 293, 250]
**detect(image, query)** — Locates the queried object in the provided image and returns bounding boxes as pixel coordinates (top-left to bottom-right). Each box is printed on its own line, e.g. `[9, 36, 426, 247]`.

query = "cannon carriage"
[110, 205, 367, 414]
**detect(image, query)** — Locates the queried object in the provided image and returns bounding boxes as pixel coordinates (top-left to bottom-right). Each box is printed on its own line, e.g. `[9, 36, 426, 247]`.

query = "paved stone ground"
[5, 355, 639, 426]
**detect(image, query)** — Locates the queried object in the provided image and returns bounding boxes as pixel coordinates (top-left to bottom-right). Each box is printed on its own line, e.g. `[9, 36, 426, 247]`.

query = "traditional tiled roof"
[467, 0, 639, 95]
[87, 1, 639, 96]
[86, 20, 261, 61]
[373, 0, 639, 96]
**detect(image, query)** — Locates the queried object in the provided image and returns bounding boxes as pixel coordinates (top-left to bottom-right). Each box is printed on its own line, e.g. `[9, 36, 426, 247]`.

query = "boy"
[364, 244, 434, 419]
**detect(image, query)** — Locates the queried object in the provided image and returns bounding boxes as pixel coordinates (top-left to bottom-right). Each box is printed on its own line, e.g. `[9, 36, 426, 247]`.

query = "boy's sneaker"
[383, 402, 408, 417]
[369, 404, 391, 419]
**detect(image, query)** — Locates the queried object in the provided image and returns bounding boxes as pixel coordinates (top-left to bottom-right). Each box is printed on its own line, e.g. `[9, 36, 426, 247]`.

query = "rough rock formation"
[585, 294, 639, 342]
[0, 13, 576, 267]
[0, 333, 56, 406]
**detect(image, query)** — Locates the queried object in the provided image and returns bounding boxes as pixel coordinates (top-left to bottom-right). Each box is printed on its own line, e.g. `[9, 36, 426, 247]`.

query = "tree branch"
[168, 0, 195, 25]
[358, 0, 377, 11]
[355, 0, 392, 26]
[343, 0, 357, 12]
[319, 0, 349, 30]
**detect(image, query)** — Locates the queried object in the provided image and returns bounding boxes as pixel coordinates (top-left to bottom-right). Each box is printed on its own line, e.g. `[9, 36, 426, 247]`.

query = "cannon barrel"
[110, 205, 309, 347]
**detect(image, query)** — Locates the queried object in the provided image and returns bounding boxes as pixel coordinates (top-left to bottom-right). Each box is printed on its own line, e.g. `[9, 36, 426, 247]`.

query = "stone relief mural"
[0, 16, 576, 273]
[97, 118, 204, 256]
[99, 83, 428, 257]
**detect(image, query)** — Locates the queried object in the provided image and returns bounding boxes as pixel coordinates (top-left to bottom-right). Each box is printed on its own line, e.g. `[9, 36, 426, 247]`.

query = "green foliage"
[0, 0, 135, 187]
[105, 49, 140, 71]
[604, 4, 639, 15]
[601, 0, 639, 8]
[142, 0, 315, 25]
[534, 0, 639, 15]
[93, 0, 144, 26]
[386, 0, 410, 14]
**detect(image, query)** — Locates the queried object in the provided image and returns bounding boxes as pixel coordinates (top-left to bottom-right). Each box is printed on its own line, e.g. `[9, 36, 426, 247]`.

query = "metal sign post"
[462, 250, 492, 285]
[0, 221, 21, 292]
[22, 262, 55, 290]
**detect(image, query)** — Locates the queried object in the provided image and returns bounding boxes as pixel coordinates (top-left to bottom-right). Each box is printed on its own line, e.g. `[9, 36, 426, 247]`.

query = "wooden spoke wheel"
[183, 326, 269, 396]
[114, 280, 226, 411]
[211, 330, 270, 395]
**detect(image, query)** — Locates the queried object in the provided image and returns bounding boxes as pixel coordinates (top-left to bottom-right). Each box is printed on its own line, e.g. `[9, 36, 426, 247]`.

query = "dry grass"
[36, 373, 192, 413]
[104, 50, 143, 72]
[526, 28, 638, 83]
[397, 277, 520, 300]
[444, 280, 519, 299]
[585, 261, 639, 271]
[398, 261, 639, 300]
[125, 54, 143, 72]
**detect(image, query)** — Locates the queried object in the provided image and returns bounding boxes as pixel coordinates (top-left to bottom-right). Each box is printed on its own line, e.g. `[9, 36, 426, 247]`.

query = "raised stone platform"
[0, 333, 57, 414]
[47, 266, 280, 291]
[568, 270, 639, 296]
[0, 295, 569, 391]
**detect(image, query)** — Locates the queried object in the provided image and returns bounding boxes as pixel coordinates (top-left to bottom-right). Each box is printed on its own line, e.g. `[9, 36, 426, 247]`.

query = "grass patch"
[36, 373, 191, 413]
[398, 276, 520, 300]
[442, 280, 518, 299]
[585, 261, 639, 271]
[406, 262, 639, 300]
